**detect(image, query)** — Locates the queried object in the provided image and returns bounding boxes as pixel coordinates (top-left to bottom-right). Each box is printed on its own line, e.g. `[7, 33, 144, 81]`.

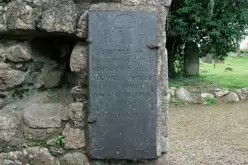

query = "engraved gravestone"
[88, 12, 158, 159]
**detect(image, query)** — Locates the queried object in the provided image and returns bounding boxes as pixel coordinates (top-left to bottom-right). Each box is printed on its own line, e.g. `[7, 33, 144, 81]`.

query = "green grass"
[201, 55, 248, 89]
[170, 54, 248, 90]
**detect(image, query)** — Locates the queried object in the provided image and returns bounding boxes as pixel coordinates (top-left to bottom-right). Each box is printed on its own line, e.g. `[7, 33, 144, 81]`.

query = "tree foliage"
[167, 0, 248, 77]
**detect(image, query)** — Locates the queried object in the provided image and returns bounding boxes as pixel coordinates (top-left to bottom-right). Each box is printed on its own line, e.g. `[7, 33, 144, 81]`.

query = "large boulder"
[176, 87, 200, 103]
[60, 152, 89, 165]
[224, 92, 239, 103]
[23, 103, 63, 129]
[0, 147, 59, 165]
[215, 90, 229, 97]
[0, 69, 26, 91]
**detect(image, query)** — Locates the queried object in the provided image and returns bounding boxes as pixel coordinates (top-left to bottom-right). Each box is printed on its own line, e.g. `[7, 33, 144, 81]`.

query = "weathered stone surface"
[88, 4, 169, 156]
[0, 147, 59, 165]
[62, 123, 85, 149]
[70, 43, 88, 73]
[38, 1, 78, 33]
[60, 152, 90, 165]
[184, 42, 200, 76]
[121, 0, 170, 6]
[23, 103, 62, 128]
[5, 42, 32, 62]
[5, 2, 36, 30]
[176, 88, 199, 103]
[66, 102, 85, 127]
[76, 11, 88, 39]
[23, 126, 59, 140]
[0, 69, 26, 91]
[89, 11, 158, 159]
[169, 89, 175, 97]
[215, 90, 229, 97]
[224, 92, 240, 103]
[0, 46, 6, 62]
[241, 88, 248, 94]
[201, 93, 215, 99]
[44, 69, 64, 88]
[71, 86, 87, 102]
[235, 89, 242, 95]
[0, 112, 24, 146]
[0, 62, 10, 69]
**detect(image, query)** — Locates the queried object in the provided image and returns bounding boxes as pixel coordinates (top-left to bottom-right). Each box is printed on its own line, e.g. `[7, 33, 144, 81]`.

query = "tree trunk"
[236, 41, 241, 57]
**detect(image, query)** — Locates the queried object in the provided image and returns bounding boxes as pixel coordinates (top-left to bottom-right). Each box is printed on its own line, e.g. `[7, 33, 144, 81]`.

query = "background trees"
[167, 0, 248, 77]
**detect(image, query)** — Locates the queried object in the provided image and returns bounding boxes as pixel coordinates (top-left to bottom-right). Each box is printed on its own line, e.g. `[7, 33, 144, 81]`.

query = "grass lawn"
[169, 54, 248, 91]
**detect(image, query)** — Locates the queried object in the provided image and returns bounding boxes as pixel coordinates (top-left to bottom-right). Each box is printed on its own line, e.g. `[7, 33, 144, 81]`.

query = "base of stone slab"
[90, 154, 167, 165]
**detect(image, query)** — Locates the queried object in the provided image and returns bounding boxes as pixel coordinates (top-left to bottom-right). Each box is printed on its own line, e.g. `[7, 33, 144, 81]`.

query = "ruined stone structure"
[0, 0, 171, 164]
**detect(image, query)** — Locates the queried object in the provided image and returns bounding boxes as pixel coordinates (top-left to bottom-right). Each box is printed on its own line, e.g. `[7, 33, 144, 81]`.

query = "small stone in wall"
[76, 11, 88, 39]
[215, 90, 229, 97]
[23, 103, 63, 129]
[71, 86, 87, 102]
[70, 43, 88, 73]
[0, 69, 26, 91]
[5, 42, 32, 62]
[60, 152, 90, 165]
[224, 92, 239, 103]
[66, 102, 85, 128]
[0, 112, 25, 146]
[0, 147, 59, 165]
[62, 123, 85, 149]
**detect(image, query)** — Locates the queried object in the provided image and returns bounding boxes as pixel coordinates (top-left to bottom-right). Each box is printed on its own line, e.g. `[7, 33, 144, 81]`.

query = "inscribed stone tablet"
[88, 11, 158, 160]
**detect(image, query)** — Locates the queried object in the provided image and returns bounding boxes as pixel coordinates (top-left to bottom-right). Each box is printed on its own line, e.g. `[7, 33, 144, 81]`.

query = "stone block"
[76, 11, 88, 39]
[5, 42, 32, 62]
[38, 1, 79, 34]
[70, 43, 88, 73]
[62, 123, 86, 149]
[0, 147, 59, 165]
[66, 102, 86, 127]
[60, 152, 90, 165]
[5, 2, 37, 30]
[87, 4, 169, 158]
[23, 103, 63, 129]
[0, 69, 26, 91]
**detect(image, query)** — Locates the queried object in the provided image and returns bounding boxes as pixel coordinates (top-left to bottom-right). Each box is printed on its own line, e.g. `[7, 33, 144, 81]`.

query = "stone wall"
[0, 0, 171, 164]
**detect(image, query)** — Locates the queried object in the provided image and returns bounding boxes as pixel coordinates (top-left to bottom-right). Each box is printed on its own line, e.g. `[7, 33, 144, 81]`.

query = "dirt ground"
[167, 102, 248, 165]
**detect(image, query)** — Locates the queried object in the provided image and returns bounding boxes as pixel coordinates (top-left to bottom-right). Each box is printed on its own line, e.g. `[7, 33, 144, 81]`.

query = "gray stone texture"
[0, 69, 26, 91]
[0, 147, 59, 165]
[23, 103, 63, 128]
[66, 102, 86, 127]
[38, 1, 79, 33]
[70, 43, 88, 73]
[5, 42, 32, 62]
[88, 2, 169, 157]
[62, 123, 86, 149]
[60, 152, 90, 165]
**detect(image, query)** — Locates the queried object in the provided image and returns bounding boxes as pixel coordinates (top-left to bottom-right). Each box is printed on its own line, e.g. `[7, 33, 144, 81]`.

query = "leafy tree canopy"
[167, 0, 248, 76]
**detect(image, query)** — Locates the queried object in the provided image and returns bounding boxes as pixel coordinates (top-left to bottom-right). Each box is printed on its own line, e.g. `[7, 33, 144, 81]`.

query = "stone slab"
[88, 11, 158, 160]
